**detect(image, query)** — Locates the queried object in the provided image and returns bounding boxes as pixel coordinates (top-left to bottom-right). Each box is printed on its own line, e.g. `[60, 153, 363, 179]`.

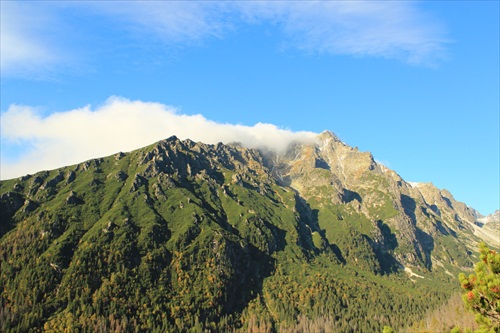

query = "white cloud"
[1, 1, 448, 78]
[101, 0, 447, 64]
[237, 1, 447, 64]
[0, 2, 64, 78]
[88, 1, 234, 43]
[0, 97, 317, 179]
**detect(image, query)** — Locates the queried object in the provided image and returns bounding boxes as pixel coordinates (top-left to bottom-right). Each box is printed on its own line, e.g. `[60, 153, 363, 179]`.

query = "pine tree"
[458, 242, 500, 332]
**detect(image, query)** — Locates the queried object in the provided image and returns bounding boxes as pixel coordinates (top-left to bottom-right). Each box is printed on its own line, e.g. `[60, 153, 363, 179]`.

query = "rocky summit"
[0, 132, 496, 332]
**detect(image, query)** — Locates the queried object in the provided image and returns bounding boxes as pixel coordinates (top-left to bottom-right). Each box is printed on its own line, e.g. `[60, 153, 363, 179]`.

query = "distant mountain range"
[0, 131, 497, 332]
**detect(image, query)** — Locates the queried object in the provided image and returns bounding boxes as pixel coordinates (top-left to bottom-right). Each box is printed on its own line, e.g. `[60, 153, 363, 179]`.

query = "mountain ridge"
[0, 132, 496, 332]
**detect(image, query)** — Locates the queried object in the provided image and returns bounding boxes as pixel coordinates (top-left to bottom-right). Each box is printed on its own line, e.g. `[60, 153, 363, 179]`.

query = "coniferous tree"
[458, 242, 500, 332]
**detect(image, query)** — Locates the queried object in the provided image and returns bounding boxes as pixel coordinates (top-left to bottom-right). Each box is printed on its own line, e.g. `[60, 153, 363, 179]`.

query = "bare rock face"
[411, 183, 478, 224]
[66, 191, 83, 205]
[22, 199, 39, 213]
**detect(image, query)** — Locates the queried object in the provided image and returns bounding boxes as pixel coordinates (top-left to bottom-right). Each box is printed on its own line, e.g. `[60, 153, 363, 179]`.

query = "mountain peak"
[318, 130, 341, 142]
[167, 135, 178, 140]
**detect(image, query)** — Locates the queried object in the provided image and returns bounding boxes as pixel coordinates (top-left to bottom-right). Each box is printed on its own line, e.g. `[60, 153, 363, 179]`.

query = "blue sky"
[1, 1, 498, 215]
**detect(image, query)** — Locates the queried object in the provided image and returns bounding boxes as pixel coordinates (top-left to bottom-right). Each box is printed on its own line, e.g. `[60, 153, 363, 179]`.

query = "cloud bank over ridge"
[0, 97, 318, 179]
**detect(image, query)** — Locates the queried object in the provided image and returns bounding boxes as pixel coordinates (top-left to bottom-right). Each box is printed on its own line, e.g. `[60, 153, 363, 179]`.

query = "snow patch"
[404, 267, 424, 279]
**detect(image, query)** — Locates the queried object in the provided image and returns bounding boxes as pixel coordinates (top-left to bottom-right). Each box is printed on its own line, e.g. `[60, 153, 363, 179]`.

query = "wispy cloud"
[87, 1, 234, 44]
[78, 1, 450, 64]
[1, 2, 55, 77]
[0, 97, 317, 179]
[237, 1, 448, 64]
[1, 1, 448, 78]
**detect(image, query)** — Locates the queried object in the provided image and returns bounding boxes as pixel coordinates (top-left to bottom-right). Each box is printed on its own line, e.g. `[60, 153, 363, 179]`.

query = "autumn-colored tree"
[382, 325, 395, 333]
[458, 242, 500, 332]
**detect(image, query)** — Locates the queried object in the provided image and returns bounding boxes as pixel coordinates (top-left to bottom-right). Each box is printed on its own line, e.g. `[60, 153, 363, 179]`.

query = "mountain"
[268, 131, 487, 270]
[478, 210, 500, 224]
[0, 132, 494, 332]
[475, 210, 500, 247]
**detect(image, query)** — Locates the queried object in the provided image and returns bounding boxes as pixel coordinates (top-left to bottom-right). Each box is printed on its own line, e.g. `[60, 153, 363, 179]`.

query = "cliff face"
[0, 133, 491, 332]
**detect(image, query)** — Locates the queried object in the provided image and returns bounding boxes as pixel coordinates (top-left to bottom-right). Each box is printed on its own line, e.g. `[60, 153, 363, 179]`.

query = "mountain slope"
[0, 133, 493, 332]
[474, 210, 500, 247]
[269, 131, 482, 271]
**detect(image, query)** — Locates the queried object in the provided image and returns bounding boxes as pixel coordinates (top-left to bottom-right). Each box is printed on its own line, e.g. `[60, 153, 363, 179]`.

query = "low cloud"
[0, 97, 317, 179]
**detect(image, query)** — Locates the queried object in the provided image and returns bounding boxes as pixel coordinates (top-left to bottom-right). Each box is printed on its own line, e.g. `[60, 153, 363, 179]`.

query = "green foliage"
[437, 235, 474, 268]
[459, 242, 500, 332]
[252, 259, 448, 332]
